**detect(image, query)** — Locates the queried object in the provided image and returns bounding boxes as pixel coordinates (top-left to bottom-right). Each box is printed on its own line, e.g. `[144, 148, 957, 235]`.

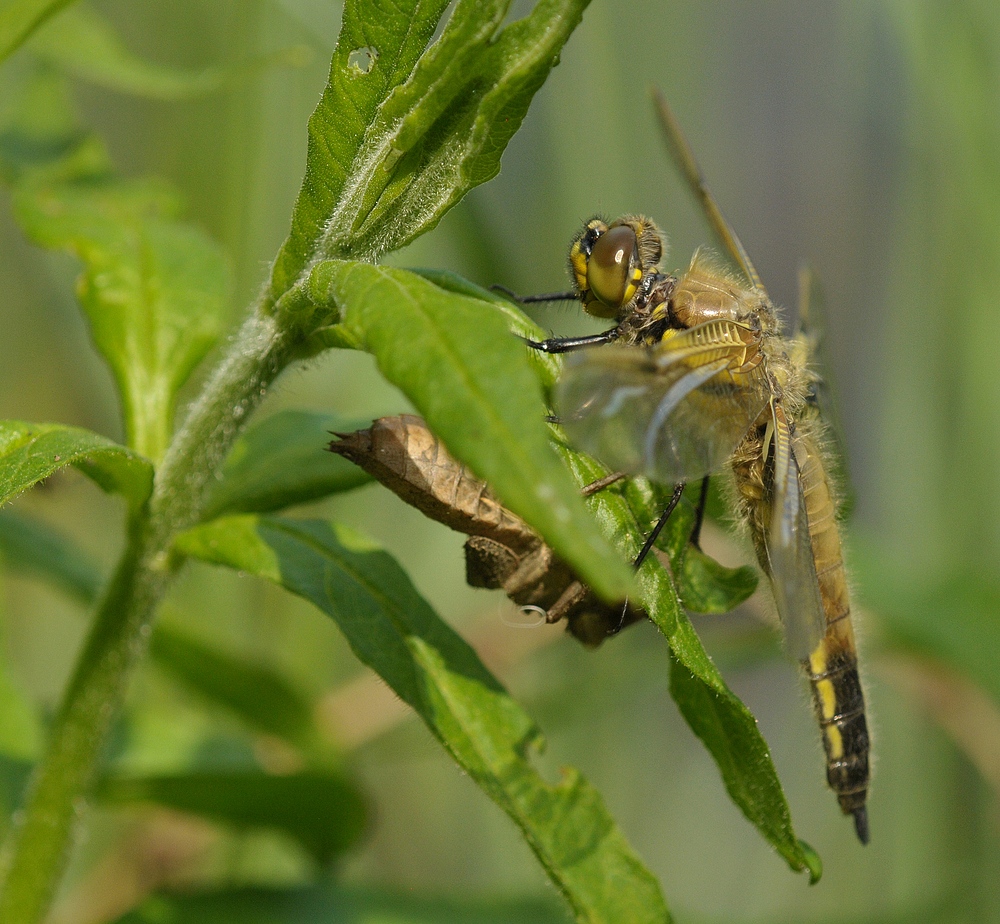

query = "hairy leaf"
[413, 269, 563, 389]
[98, 770, 367, 865]
[0, 420, 152, 511]
[13, 178, 228, 462]
[176, 515, 670, 923]
[308, 261, 632, 602]
[269, 0, 591, 296]
[667, 616, 821, 883]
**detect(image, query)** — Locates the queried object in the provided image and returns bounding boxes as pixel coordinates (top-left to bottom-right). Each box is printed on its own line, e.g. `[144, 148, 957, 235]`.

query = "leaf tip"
[798, 839, 823, 884]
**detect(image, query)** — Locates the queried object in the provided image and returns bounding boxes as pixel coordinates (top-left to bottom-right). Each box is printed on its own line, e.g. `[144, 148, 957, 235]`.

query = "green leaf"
[0, 507, 102, 603]
[203, 410, 372, 521]
[619, 477, 758, 618]
[0, 420, 153, 511]
[176, 514, 670, 924]
[308, 261, 632, 602]
[0, 0, 76, 62]
[149, 625, 326, 759]
[0, 510, 327, 757]
[667, 616, 821, 884]
[678, 549, 758, 615]
[115, 883, 572, 924]
[13, 177, 229, 462]
[29, 3, 225, 99]
[29, 4, 309, 100]
[98, 770, 367, 865]
[553, 443, 817, 881]
[0, 68, 110, 186]
[413, 269, 562, 389]
[644, 555, 818, 881]
[268, 0, 590, 295]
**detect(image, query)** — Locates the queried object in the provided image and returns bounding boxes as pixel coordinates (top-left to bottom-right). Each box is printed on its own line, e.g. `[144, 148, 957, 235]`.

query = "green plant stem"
[0, 308, 295, 924]
[0, 518, 165, 924]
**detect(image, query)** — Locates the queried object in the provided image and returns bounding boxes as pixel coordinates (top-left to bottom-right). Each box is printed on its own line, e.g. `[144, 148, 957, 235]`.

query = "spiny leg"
[601, 482, 687, 636]
[491, 284, 579, 305]
[634, 482, 686, 570]
[496, 283, 622, 353]
[521, 328, 621, 354]
[689, 476, 710, 549]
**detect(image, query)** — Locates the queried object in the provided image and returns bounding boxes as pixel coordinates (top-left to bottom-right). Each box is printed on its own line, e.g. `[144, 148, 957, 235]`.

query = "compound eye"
[588, 224, 639, 309]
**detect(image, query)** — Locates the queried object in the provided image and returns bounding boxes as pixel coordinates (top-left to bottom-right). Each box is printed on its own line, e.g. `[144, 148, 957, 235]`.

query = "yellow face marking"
[570, 246, 588, 292]
[620, 265, 643, 305]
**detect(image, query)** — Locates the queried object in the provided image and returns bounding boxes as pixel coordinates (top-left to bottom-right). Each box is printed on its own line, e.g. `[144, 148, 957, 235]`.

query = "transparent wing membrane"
[765, 407, 826, 659]
[555, 323, 770, 484]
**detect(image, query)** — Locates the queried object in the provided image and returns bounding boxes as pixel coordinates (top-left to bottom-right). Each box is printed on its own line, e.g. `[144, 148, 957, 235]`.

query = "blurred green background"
[1, 1, 999, 922]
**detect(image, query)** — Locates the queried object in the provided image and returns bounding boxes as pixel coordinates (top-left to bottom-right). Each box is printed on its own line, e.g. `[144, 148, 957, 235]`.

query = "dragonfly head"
[569, 216, 665, 320]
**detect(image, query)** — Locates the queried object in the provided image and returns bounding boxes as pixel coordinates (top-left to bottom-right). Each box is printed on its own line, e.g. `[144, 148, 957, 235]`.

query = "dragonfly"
[520, 91, 871, 844]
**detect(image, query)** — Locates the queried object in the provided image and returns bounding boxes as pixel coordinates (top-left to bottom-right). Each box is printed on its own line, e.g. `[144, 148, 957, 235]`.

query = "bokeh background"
[1, 1, 999, 921]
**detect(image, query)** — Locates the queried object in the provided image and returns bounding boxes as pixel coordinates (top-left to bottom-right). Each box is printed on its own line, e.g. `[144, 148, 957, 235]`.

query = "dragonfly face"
[546, 209, 871, 845]
[568, 216, 663, 320]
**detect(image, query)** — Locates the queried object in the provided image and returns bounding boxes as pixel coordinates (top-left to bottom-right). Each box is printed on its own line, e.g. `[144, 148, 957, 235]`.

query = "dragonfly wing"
[795, 266, 853, 504]
[555, 322, 770, 483]
[766, 405, 827, 659]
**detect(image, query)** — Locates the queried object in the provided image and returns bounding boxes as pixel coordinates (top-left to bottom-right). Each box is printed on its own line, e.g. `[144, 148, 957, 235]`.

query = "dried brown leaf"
[329, 414, 644, 645]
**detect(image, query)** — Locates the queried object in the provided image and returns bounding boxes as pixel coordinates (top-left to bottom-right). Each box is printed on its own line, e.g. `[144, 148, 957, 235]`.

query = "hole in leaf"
[347, 46, 378, 75]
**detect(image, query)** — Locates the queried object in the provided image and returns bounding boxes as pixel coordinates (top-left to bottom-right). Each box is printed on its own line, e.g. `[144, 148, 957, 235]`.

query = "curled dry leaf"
[328, 414, 644, 645]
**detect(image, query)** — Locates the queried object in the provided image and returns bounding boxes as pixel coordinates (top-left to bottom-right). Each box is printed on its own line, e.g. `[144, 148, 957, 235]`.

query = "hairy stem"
[0, 307, 295, 923]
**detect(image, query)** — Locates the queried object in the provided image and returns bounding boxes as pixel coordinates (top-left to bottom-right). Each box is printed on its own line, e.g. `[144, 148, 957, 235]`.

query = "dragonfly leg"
[491, 285, 579, 305]
[520, 328, 621, 353]
[633, 482, 686, 571]
[604, 484, 686, 637]
[689, 476, 710, 549]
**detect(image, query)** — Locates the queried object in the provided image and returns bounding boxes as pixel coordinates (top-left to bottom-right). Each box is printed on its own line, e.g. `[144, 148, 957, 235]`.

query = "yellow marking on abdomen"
[810, 647, 844, 759]
[824, 722, 844, 760]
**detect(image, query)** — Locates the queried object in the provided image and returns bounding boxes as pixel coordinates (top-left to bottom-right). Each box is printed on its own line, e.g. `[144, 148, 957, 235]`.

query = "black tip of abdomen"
[852, 807, 870, 845]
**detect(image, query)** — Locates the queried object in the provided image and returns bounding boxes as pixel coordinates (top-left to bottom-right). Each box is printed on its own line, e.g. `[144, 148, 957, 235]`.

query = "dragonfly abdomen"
[796, 428, 871, 843]
[805, 644, 870, 842]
